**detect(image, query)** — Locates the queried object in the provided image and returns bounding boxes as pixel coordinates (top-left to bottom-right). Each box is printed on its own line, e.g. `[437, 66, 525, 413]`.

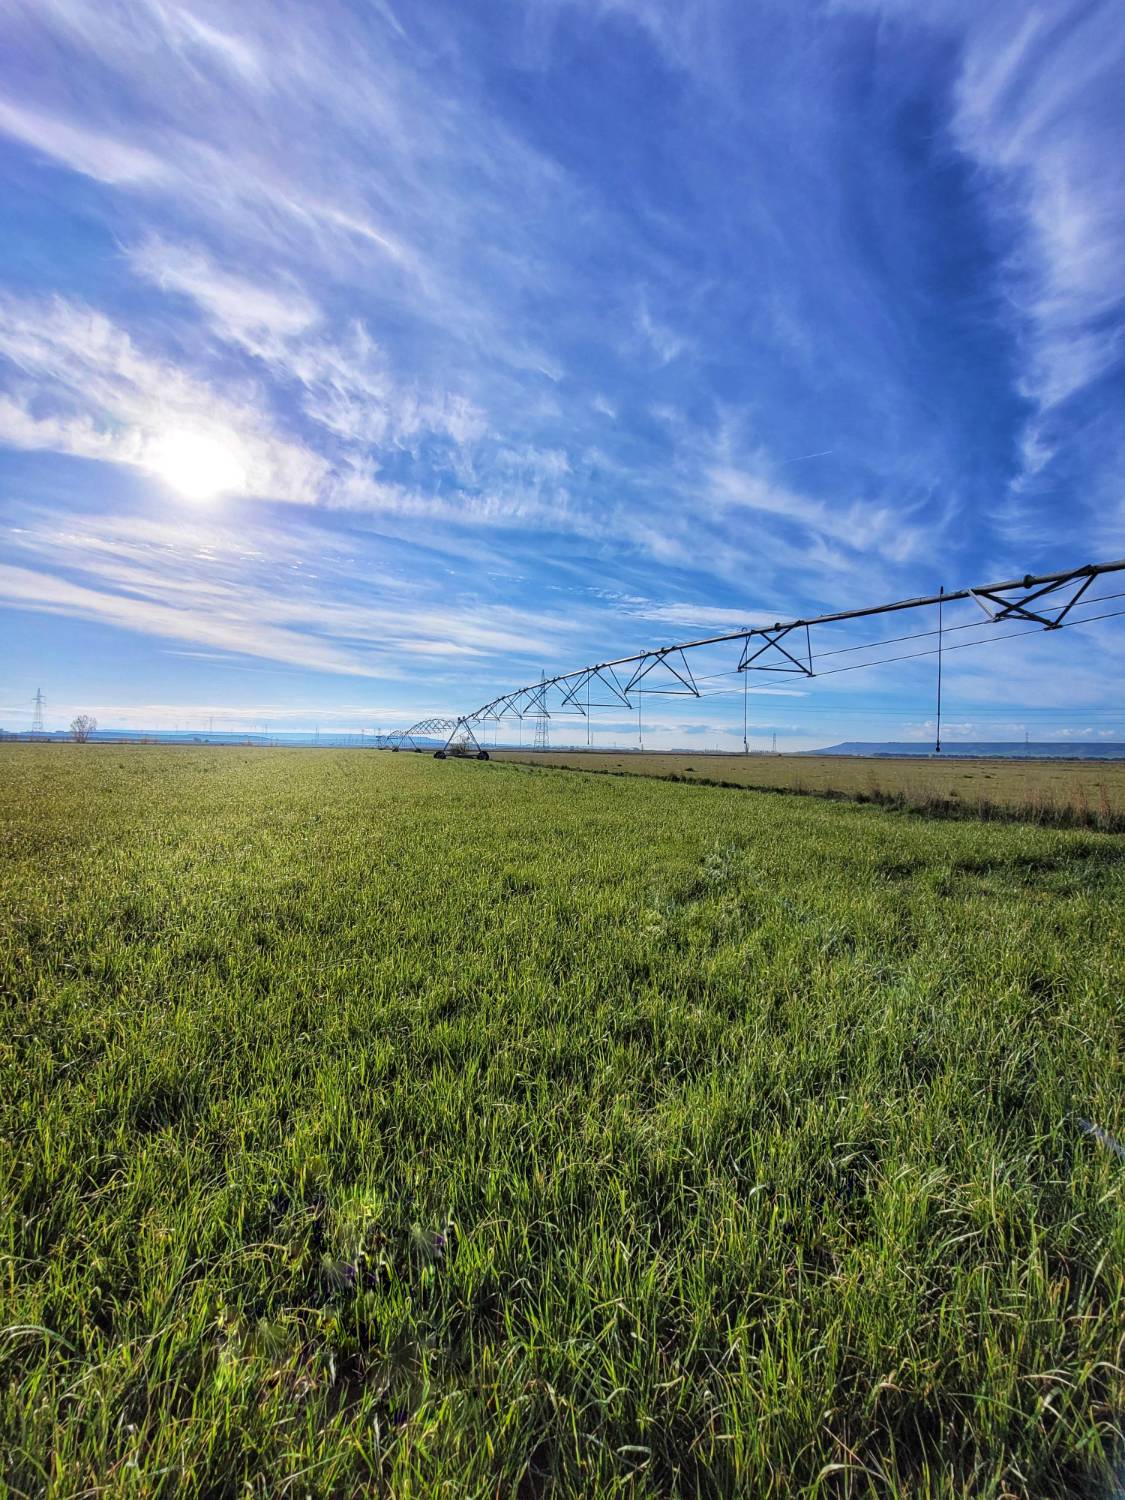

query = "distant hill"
[808, 741, 1125, 760]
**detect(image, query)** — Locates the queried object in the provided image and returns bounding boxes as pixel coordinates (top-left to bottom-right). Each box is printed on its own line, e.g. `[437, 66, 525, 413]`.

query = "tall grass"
[851, 780, 1125, 832]
[1, 746, 1123, 1497]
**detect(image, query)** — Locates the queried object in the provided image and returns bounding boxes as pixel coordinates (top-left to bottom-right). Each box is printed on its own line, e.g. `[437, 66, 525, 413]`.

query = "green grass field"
[495, 752, 1125, 829]
[2, 746, 1123, 1497]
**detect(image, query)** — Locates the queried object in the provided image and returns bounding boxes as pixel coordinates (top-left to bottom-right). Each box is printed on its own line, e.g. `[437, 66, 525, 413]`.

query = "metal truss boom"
[379, 559, 1124, 754]
[455, 557, 1125, 727]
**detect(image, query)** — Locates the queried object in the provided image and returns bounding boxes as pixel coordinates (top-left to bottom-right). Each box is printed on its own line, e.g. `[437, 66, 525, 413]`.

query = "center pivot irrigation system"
[377, 557, 1125, 757]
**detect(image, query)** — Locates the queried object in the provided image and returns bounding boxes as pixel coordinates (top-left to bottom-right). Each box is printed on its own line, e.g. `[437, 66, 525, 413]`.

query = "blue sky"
[1, 0, 1123, 748]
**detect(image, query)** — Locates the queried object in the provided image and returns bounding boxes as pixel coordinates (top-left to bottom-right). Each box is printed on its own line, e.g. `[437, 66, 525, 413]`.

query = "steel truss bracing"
[385, 558, 1125, 753]
[967, 573, 1097, 628]
[378, 716, 490, 759]
[739, 623, 814, 676]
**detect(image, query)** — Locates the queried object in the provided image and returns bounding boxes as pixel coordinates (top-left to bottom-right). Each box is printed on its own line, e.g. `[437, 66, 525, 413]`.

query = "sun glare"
[148, 429, 246, 501]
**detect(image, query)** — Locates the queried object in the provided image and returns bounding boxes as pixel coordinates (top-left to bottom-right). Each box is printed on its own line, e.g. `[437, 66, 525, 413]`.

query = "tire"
[477, 750, 490, 760]
[434, 749, 447, 759]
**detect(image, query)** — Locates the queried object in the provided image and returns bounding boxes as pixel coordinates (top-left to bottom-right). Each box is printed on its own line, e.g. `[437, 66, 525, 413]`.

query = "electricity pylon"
[533, 672, 550, 751]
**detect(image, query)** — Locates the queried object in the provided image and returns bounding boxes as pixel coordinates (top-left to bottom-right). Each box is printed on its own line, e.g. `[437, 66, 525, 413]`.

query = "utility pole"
[772, 730, 778, 755]
[31, 688, 45, 736]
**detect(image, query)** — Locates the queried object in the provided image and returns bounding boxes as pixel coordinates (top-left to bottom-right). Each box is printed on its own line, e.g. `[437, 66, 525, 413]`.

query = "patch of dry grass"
[497, 752, 1125, 831]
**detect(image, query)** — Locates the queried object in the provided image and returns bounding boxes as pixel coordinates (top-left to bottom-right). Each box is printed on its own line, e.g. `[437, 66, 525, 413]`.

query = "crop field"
[2, 745, 1124, 1498]
[496, 751, 1125, 829]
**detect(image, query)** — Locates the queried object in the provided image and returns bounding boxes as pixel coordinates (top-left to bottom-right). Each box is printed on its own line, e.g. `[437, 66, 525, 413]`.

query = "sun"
[147, 429, 246, 501]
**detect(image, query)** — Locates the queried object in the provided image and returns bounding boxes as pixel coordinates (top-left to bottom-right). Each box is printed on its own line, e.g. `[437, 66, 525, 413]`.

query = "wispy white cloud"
[0, 1, 413, 264]
[1, 0, 953, 581]
[0, 396, 124, 464]
[0, 295, 327, 501]
[835, 0, 1125, 485]
[157, 4, 267, 86]
[708, 464, 931, 567]
[128, 239, 488, 455]
[0, 560, 387, 676]
[951, 5, 1125, 417]
[0, 94, 165, 183]
[623, 601, 761, 633]
[0, 281, 617, 541]
[127, 238, 320, 348]
[636, 297, 688, 366]
[1, 505, 582, 678]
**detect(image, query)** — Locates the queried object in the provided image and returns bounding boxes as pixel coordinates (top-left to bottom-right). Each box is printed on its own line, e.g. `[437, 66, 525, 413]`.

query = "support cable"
[689, 588, 1125, 687]
[743, 605, 1125, 681]
[675, 605, 1125, 707]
